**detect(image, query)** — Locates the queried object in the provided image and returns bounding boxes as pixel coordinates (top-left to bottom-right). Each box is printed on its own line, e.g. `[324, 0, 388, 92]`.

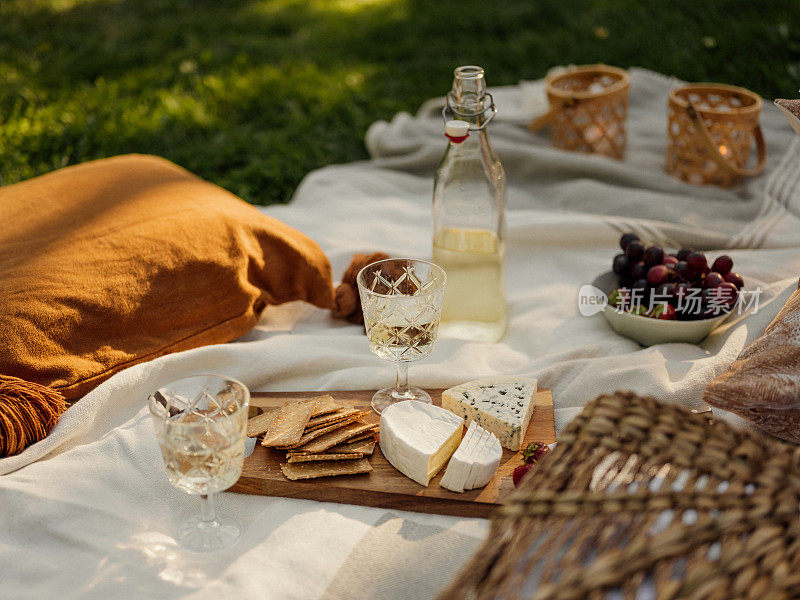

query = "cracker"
[305, 408, 364, 431]
[246, 395, 341, 438]
[311, 395, 343, 416]
[246, 411, 277, 437]
[304, 417, 352, 433]
[280, 458, 372, 480]
[278, 412, 364, 449]
[261, 399, 316, 447]
[294, 422, 379, 453]
[327, 439, 377, 456]
[345, 430, 378, 443]
[286, 452, 364, 462]
[291, 439, 375, 456]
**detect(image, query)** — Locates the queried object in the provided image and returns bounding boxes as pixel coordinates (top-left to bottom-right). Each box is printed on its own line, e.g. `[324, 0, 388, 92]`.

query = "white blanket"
[2, 68, 800, 600]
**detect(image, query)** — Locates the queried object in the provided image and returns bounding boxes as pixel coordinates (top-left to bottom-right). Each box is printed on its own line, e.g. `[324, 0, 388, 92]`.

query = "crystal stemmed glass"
[148, 374, 250, 552]
[357, 258, 447, 414]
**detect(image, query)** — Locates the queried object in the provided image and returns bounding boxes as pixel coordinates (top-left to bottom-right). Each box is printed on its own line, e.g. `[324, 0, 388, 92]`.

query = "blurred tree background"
[1, 0, 799, 204]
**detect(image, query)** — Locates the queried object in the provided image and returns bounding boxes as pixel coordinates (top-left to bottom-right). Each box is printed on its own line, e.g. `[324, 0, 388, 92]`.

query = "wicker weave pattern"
[545, 65, 630, 159]
[666, 84, 763, 187]
[438, 393, 800, 600]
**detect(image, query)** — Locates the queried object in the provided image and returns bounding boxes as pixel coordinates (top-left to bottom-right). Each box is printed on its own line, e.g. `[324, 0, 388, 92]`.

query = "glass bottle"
[432, 65, 507, 342]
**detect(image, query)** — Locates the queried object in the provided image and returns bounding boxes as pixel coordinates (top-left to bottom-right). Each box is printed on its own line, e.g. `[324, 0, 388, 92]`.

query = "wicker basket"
[529, 65, 630, 159]
[666, 83, 766, 187]
[438, 392, 800, 600]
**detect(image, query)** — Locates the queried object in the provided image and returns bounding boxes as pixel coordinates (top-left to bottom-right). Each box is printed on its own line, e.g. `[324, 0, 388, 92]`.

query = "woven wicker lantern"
[666, 83, 766, 187]
[529, 64, 630, 159]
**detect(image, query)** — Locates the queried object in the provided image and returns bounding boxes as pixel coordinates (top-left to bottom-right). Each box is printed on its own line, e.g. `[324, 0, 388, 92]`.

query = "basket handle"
[686, 101, 767, 178]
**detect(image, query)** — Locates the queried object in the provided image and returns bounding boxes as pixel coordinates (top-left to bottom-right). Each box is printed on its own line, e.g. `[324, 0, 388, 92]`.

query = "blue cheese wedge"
[441, 378, 537, 451]
[379, 400, 463, 486]
[440, 422, 502, 493]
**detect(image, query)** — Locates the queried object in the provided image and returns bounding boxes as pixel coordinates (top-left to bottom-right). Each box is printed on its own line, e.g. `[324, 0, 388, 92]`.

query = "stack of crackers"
[246, 395, 379, 481]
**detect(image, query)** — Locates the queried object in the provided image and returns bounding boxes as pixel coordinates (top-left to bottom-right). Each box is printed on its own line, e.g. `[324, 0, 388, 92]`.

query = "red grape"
[674, 261, 694, 281]
[687, 251, 707, 273]
[647, 264, 670, 285]
[644, 245, 664, 266]
[612, 253, 630, 276]
[663, 256, 679, 267]
[676, 248, 694, 261]
[676, 284, 704, 319]
[620, 232, 640, 251]
[706, 283, 738, 311]
[717, 282, 739, 305]
[655, 283, 676, 307]
[654, 282, 676, 298]
[626, 241, 645, 261]
[711, 255, 733, 274]
[725, 272, 744, 289]
[631, 261, 649, 280]
[704, 272, 725, 288]
[674, 282, 691, 303]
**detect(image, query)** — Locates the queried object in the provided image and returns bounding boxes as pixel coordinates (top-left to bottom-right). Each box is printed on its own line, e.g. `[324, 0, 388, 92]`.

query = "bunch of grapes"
[610, 233, 744, 320]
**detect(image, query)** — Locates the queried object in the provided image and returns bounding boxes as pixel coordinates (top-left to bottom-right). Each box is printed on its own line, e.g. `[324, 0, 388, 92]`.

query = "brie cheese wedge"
[379, 400, 463, 486]
[440, 422, 502, 493]
[442, 377, 537, 451]
[464, 429, 492, 490]
[440, 421, 479, 492]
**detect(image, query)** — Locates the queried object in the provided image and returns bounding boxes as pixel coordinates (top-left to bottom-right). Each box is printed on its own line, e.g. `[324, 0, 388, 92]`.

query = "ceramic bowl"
[593, 271, 731, 346]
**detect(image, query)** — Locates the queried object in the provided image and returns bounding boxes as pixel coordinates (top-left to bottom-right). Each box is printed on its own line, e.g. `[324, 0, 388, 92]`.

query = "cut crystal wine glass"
[148, 374, 249, 552]
[356, 258, 446, 414]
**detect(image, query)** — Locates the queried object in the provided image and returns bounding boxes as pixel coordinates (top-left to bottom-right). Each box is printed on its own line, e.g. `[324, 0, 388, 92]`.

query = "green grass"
[1, 0, 799, 204]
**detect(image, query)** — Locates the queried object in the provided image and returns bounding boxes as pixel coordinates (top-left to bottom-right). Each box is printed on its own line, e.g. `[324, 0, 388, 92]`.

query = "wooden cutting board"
[231, 389, 555, 518]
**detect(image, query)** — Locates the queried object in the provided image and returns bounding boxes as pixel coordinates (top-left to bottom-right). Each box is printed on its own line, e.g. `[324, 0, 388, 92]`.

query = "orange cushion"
[0, 154, 334, 400]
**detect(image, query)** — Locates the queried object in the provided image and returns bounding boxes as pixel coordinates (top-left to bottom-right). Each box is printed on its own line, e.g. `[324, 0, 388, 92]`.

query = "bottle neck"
[449, 97, 487, 144]
[449, 94, 487, 128]
[450, 65, 487, 122]
[447, 90, 493, 155]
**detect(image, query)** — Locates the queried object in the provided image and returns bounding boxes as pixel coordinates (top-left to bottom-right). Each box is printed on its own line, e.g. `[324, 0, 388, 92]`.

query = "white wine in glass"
[365, 321, 440, 361]
[357, 258, 446, 414]
[149, 374, 249, 552]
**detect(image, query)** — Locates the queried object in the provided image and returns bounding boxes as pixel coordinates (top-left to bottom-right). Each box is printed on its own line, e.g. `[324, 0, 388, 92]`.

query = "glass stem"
[395, 361, 410, 397]
[200, 493, 216, 525]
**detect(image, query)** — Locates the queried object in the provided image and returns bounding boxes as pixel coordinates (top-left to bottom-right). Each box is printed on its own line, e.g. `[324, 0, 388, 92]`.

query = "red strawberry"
[521, 441, 551, 464]
[513, 442, 553, 487]
[513, 463, 534, 487]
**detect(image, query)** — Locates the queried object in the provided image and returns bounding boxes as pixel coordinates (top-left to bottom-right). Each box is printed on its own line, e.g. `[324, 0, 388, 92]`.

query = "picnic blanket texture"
[1, 68, 800, 600]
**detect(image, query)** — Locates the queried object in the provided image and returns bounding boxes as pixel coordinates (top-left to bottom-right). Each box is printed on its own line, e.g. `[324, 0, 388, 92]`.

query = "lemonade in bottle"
[433, 66, 507, 342]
